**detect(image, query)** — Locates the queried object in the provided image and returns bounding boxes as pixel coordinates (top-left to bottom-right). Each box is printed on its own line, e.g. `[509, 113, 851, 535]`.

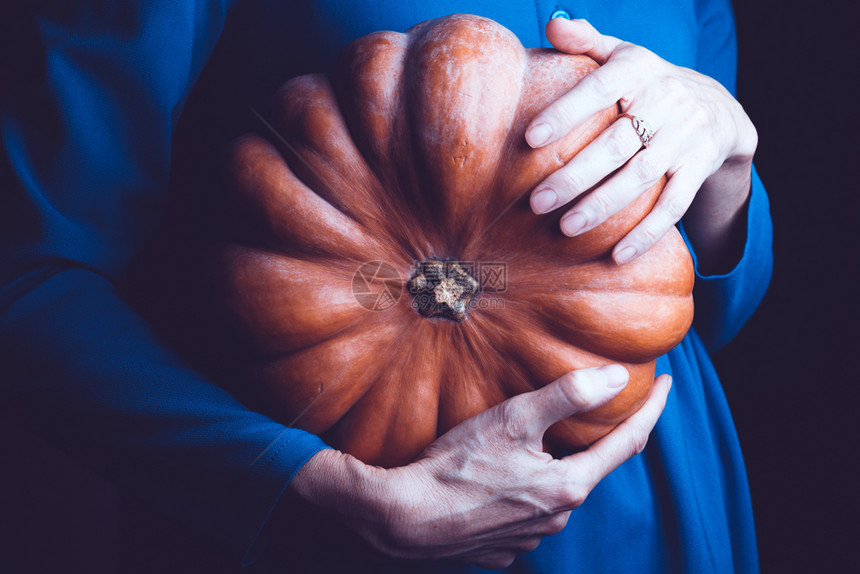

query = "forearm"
[683, 158, 752, 276]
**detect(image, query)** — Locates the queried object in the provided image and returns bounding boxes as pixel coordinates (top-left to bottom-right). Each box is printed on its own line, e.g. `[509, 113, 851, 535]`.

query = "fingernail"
[532, 188, 557, 213]
[660, 374, 673, 390]
[561, 212, 587, 236]
[600, 364, 629, 388]
[615, 246, 637, 264]
[527, 123, 552, 147]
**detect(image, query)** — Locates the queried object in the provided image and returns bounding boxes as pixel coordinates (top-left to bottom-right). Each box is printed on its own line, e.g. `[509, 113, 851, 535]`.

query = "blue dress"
[0, 1, 772, 572]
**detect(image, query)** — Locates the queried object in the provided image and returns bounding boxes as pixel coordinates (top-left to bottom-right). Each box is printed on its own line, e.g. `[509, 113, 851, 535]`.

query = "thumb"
[510, 364, 629, 438]
[546, 17, 622, 63]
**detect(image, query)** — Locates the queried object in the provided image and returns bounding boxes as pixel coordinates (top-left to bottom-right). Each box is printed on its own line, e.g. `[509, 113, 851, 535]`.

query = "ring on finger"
[617, 113, 654, 148]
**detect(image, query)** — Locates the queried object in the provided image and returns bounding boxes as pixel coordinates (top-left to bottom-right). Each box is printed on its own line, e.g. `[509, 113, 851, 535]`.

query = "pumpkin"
[210, 14, 694, 467]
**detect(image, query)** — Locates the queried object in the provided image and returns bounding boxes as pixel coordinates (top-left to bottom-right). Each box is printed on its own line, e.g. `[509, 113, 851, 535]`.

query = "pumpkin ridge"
[435, 318, 510, 433]
[215, 244, 419, 358]
[267, 74, 428, 259]
[462, 316, 541, 399]
[450, 18, 531, 255]
[528, 292, 693, 362]
[248, 311, 413, 433]
[248, 308, 380, 362]
[225, 133, 407, 264]
[331, 34, 440, 261]
[327, 316, 443, 465]
[399, 15, 529, 255]
[475, 298, 631, 364]
[334, 28, 445, 256]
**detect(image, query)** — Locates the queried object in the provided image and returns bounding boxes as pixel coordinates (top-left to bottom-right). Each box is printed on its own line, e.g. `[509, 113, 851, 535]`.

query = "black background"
[716, 1, 858, 571]
[2, 1, 858, 572]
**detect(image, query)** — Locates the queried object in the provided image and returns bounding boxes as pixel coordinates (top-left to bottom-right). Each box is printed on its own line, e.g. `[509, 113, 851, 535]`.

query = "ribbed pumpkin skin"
[215, 14, 694, 467]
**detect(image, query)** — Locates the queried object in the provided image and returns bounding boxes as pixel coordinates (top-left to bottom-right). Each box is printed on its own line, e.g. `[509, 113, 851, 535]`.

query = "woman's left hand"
[527, 18, 757, 270]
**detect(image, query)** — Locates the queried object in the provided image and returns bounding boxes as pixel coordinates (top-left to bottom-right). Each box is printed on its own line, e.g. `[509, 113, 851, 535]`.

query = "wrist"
[290, 448, 365, 508]
[684, 163, 751, 275]
[288, 448, 401, 543]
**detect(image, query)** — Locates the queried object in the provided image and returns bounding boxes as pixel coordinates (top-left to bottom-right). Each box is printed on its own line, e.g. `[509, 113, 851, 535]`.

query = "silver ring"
[618, 113, 654, 148]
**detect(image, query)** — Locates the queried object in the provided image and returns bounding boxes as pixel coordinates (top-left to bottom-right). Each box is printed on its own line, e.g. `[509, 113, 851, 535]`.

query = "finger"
[545, 18, 622, 63]
[613, 167, 707, 264]
[526, 58, 638, 148]
[557, 141, 675, 236]
[506, 364, 629, 439]
[530, 116, 644, 215]
[564, 374, 672, 491]
[485, 510, 572, 539]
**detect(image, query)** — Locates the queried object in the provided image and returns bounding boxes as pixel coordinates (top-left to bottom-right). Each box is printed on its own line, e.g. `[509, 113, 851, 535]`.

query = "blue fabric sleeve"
[1, 2, 329, 566]
[694, 0, 739, 95]
[675, 0, 774, 351]
[681, 167, 773, 351]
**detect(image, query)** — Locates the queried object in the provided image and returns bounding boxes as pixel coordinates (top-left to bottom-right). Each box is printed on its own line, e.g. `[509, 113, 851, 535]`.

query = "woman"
[0, 1, 771, 572]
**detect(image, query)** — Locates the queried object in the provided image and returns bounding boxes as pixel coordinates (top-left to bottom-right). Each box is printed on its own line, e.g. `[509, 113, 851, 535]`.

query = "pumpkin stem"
[408, 260, 479, 321]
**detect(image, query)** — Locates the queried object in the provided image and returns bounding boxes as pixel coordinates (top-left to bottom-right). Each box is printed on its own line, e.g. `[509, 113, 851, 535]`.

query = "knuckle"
[661, 195, 688, 223]
[543, 513, 570, 535]
[563, 482, 589, 509]
[742, 118, 759, 155]
[620, 44, 658, 77]
[639, 46, 661, 66]
[630, 154, 662, 183]
[623, 42, 647, 58]
[556, 167, 587, 198]
[556, 371, 598, 408]
[634, 223, 662, 250]
[587, 71, 617, 101]
[701, 135, 725, 164]
[548, 102, 579, 134]
[586, 191, 615, 220]
[690, 103, 713, 129]
[586, 24, 601, 51]
[707, 139, 725, 163]
[661, 74, 687, 97]
[614, 40, 636, 59]
[496, 398, 532, 441]
[605, 125, 635, 161]
[617, 57, 642, 81]
[626, 424, 651, 456]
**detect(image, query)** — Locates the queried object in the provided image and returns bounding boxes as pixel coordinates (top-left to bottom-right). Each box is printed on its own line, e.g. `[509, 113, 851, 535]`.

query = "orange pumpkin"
[210, 14, 694, 467]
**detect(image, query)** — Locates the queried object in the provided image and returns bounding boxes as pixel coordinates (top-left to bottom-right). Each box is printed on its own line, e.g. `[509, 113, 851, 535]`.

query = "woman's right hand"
[290, 365, 671, 569]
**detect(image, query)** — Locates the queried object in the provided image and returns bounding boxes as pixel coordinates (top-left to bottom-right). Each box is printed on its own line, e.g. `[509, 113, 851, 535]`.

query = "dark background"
[715, 1, 858, 571]
[2, 1, 857, 572]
